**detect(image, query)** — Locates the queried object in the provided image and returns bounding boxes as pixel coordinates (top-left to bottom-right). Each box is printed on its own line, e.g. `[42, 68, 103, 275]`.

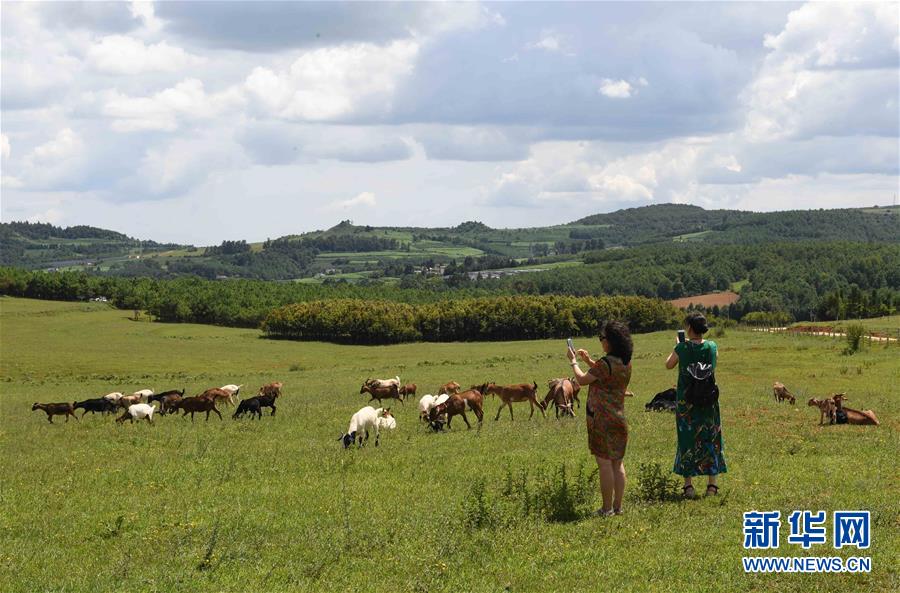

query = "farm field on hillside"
[1, 297, 898, 593]
[669, 291, 741, 309]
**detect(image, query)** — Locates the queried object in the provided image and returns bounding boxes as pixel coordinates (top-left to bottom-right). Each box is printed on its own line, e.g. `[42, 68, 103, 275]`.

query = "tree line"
[261, 295, 679, 344]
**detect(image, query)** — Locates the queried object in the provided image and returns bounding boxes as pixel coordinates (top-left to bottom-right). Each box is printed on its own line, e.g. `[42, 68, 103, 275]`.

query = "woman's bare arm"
[665, 350, 679, 370]
[568, 348, 598, 385]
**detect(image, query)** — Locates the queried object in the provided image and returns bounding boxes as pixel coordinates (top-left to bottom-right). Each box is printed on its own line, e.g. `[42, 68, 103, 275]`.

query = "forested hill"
[571, 204, 900, 245]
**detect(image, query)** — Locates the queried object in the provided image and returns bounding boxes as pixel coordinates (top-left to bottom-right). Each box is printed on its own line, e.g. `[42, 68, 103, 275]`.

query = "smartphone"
[567, 337, 575, 352]
[677, 329, 686, 343]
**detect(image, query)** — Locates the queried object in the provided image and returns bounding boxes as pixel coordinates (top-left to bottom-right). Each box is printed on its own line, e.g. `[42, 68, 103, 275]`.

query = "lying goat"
[831, 394, 879, 426]
[645, 387, 677, 412]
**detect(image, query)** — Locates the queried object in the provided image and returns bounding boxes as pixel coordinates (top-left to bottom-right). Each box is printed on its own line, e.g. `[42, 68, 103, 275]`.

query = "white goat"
[116, 402, 156, 424]
[340, 406, 394, 448]
[368, 376, 400, 389]
[132, 389, 154, 401]
[418, 393, 449, 423]
[220, 384, 243, 405]
[103, 392, 124, 403]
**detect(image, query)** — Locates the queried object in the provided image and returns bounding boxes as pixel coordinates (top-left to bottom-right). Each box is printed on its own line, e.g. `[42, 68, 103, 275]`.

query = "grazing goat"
[437, 381, 461, 395]
[773, 382, 796, 405]
[365, 376, 400, 390]
[32, 402, 77, 423]
[484, 381, 544, 421]
[543, 379, 578, 418]
[418, 393, 450, 423]
[233, 397, 262, 420]
[116, 403, 156, 424]
[361, 380, 403, 405]
[73, 397, 117, 417]
[645, 387, 677, 412]
[220, 384, 243, 406]
[808, 398, 836, 425]
[340, 406, 394, 448]
[399, 383, 417, 399]
[429, 388, 485, 430]
[831, 394, 879, 426]
[169, 395, 223, 422]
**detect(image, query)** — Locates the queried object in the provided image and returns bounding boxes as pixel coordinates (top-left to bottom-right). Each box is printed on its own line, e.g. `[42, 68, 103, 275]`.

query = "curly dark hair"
[600, 320, 633, 365]
[685, 312, 709, 335]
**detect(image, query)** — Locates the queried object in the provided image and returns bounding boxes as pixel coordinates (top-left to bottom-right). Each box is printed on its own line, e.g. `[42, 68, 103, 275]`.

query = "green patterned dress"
[673, 340, 727, 476]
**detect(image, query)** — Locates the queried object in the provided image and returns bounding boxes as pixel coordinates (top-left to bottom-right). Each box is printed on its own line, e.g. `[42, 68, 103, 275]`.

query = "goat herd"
[30, 382, 284, 424]
[341, 376, 591, 448]
[29, 375, 879, 447]
[773, 381, 880, 426]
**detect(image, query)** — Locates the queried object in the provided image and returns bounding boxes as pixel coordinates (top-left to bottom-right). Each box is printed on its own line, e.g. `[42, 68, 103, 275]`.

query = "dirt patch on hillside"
[669, 291, 740, 309]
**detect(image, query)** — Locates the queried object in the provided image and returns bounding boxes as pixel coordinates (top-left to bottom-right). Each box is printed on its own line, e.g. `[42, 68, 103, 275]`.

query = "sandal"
[682, 485, 696, 499]
[705, 484, 719, 496]
[613, 508, 624, 516]
[593, 508, 615, 518]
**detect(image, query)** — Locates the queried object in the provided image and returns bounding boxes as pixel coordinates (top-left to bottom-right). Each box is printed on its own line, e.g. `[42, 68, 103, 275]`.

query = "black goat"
[645, 388, 677, 412]
[73, 397, 117, 417]
[148, 389, 185, 406]
[233, 397, 262, 420]
[256, 392, 279, 416]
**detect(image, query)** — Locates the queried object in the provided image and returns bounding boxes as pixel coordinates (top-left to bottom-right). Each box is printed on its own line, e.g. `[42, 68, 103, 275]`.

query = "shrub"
[635, 462, 682, 503]
[843, 323, 866, 355]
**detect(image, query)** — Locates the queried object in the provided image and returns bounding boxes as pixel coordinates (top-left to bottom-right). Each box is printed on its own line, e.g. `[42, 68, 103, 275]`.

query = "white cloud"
[598, 79, 634, 99]
[87, 35, 202, 75]
[1, 134, 10, 159]
[131, 132, 245, 197]
[27, 128, 83, 165]
[130, 1, 162, 34]
[244, 40, 419, 121]
[530, 32, 561, 53]
[330, 191, 377, 210]
[744, 2, 899, 141]
[101, 79, 244, 132]
[26, 207, 65, 224]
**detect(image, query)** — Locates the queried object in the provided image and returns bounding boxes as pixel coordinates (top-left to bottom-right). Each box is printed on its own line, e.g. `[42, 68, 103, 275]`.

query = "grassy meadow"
[1, 296, 898, 593]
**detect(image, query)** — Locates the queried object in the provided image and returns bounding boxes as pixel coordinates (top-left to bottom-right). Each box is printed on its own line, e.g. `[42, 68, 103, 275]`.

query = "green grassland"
[1, 297, 898, 593]
[789, 316, 900, 336]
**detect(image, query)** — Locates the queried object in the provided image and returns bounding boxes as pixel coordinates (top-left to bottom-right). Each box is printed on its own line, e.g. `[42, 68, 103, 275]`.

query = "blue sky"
[1, 1, 898, 244]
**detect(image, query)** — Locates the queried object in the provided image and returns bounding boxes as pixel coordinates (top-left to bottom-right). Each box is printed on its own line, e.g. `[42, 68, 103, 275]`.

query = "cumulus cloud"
[744, 2, 899, 141]
[86, 35, 203, 75]
[416, 126, 529, 161]
[329, 191, 377, 210]
[244, 40, 419, 121]
[101, 79, 244, 132]
[1, 134, 10, 159]
[598, 79, 634, 99]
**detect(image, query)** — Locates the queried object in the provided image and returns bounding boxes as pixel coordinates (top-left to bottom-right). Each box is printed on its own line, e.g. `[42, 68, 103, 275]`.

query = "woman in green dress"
[665, 312, 726, 498]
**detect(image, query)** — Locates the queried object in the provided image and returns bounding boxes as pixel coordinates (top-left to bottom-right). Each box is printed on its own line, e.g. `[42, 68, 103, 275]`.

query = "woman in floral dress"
[567, 320, 633, 516]
[665, 312, 727, 498]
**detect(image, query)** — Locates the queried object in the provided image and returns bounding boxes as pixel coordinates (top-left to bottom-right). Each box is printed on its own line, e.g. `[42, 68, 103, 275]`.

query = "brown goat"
[198, 388, 234, 407]
[360, 381, 403, 405]
[832, 394, 879, 426]
[808, 398, 836, 425]
[259, 381, 284, 398]
[32, 402, 77, 423]
[117, 394, 143, 408]
[399, 383, 417, 399]
[169, 395, 223, 422]
[158, 393, 183, 415]
[544, 378, 578, 418]
[429, 387, 485, 429]
[437, 381, 460, 395]
[773, 382, 796, 405]
[484, 381, 545, 421]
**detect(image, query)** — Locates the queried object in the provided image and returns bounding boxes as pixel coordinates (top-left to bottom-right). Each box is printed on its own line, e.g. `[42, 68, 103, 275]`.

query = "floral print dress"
[585, 355, 632, 461]
[673, 340, 727, 476]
